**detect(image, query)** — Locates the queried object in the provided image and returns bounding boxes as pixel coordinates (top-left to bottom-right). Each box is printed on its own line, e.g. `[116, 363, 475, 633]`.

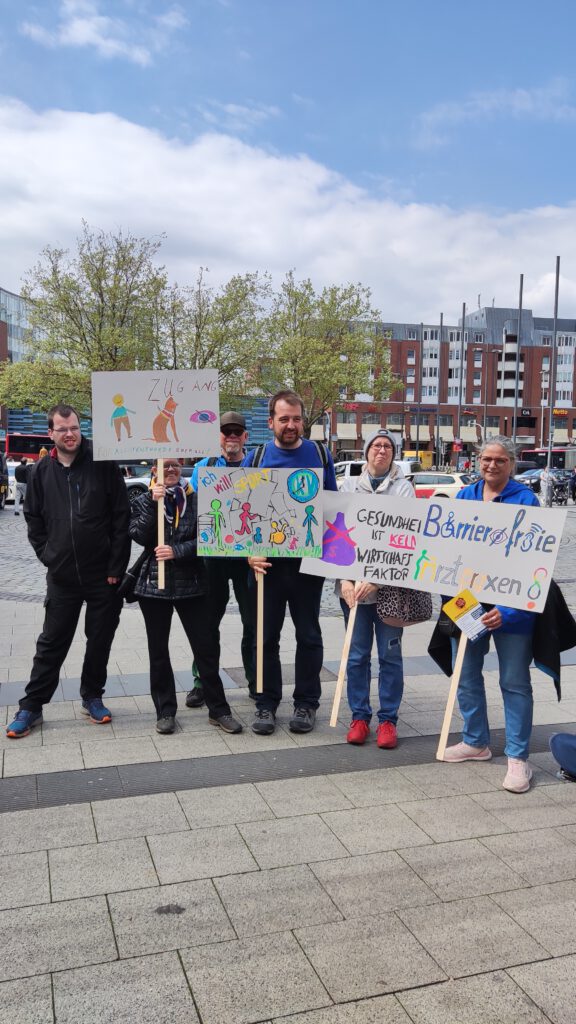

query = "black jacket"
[129, 488, 206, 600]
[24, 439, 130, 585]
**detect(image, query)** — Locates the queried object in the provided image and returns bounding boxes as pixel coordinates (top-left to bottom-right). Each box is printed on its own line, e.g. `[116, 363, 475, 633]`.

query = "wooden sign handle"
[436, 631, 468, 760]
[157, 458, 165, 591]
[330, 603, 358, 728]
[256, 572, 264, 693]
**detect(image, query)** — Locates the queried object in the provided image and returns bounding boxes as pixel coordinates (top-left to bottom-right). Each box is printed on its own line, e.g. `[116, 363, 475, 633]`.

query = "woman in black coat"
[129, 459, 242, 735]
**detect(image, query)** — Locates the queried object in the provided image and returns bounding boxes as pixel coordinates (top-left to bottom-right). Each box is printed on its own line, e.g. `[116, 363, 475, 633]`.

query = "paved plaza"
[1, 509, 576, 1022]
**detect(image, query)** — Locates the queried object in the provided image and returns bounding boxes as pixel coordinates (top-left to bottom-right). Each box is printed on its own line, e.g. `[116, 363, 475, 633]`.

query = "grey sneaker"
[251, 708, 276, 735]
[156, 716, 176, 734]
[209, 714, 243, 735]
[289, 707, 316, 733]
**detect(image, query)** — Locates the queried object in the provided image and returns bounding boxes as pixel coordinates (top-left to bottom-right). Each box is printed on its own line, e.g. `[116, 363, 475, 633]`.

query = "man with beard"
[186, 411, 256, 706]
[242, 391, 337, 735]
[6, 404, 130, 738]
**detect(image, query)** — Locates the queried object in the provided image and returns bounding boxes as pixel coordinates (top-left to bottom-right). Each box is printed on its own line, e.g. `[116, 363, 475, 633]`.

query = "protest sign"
[91, 370, 219, 460]
[197, 467, 323, 558]
[301, 491, 566, 613]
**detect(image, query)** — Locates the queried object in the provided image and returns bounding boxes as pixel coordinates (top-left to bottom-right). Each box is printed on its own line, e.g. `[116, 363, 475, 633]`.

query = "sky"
[1, 0, 576, 323]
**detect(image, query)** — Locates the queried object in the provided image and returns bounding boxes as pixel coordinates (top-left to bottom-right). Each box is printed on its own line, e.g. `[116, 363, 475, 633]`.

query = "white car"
[335, 459, 422, 489]
[411, 471, 473, 499]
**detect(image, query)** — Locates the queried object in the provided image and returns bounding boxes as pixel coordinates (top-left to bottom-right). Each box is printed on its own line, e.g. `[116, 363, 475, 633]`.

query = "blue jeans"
[451, 631, 533, 760]
[341, 601, 404, 724]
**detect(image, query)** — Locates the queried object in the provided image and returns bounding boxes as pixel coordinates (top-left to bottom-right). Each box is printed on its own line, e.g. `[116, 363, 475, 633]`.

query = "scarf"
[163, 481, 192, 529]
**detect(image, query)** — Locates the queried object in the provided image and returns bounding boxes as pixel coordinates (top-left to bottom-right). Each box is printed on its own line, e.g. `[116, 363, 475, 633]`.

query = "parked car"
[335, 459, 422, 489]
[411, 471, 472, 499]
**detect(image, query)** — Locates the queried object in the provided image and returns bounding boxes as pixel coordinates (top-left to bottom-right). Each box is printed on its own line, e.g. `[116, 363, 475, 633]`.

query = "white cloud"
[415, 78, 576, 149]
[20, 0, 187, 67]
[196, 100, 281, 133]
[1, 96, 576, 324]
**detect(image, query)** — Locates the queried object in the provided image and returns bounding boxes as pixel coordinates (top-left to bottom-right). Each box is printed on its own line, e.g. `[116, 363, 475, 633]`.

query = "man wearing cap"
[186, 412, 255, 706]
[338, 428, 414, 750]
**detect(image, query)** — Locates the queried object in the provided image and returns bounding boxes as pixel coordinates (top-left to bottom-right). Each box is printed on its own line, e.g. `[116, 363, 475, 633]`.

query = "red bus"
[520, 447, 576, 471]
[2, 433, 52, 462]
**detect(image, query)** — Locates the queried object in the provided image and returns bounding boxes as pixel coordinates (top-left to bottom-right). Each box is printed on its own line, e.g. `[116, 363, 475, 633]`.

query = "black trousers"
[138, 596, 231, 720]
[21, 577, 122, 713]
[205, 559, 255, 686]
[250, 560, 324, 713]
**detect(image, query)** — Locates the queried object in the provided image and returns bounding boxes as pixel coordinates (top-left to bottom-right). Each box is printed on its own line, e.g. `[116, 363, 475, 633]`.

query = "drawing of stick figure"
[254, 526, 263, 544]
[236, 501, 258, 536]
[210, 499, 225, 547]
[302, 504, 318, 547]
[110, 393, 135, 440]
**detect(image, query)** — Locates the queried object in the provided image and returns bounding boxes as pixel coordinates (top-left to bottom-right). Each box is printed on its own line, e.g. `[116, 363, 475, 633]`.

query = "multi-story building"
[314, 306, 575, 462]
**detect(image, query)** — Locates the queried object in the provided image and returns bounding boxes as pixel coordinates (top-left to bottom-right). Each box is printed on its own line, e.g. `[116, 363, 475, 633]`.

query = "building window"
[409, 414, 429, 426]
[336, 411, 357, 424]
[542, 336, 552, 346]
[407, 349, 415, 363]
[438, 415, 453, 426]
[486, 416, 500, 428]
[405, 387, 414, 402]
[460, 415, 477, 427]
[386, 413, 403, 426]
[362, 413, 381, 424]
[408, 329, 417, 340]
[473, 351, 482, 366]
[473, 389, 481, 401]
[474, 333, 484, 343]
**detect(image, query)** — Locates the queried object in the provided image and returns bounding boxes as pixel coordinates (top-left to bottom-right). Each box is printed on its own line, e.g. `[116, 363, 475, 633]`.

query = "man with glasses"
[6, 404, 130, 738]
[186, 411, 256, 707]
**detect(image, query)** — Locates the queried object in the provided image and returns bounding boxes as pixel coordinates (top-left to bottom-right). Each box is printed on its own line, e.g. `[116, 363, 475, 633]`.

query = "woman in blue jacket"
[443, 438, 540, 794]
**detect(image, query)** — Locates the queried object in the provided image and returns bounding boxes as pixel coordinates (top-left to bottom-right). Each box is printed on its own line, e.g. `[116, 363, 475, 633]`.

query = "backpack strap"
[206, 456, 219, 467]
[313, 440, 328, 469]
[252, 444, 266, 467]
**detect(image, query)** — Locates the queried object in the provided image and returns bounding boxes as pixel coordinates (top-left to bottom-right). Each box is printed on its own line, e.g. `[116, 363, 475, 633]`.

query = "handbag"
[117, 550, 149, 603]
[376, 584, 433, 628]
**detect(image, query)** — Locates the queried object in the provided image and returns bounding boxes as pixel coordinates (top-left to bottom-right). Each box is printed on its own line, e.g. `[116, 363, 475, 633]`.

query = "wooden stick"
[256, 572, 264, 693]
[157, 458, 165, 590]
[436, 631, 468, 760]
[330, 603, 358, 728]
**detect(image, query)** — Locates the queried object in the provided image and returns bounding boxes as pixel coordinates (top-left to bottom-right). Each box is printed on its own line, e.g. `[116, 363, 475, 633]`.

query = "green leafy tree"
[262, 271, 398, 431]
[1, 223, 168, 413]
[156, 269, 271, 407]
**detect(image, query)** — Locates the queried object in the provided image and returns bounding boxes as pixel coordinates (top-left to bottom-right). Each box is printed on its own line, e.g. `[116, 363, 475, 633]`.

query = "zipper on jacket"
[67, 472, 83, 585]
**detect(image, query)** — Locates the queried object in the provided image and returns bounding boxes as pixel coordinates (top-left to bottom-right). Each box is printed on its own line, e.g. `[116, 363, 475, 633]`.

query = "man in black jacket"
[13, 457, 29, 515]
[6, 404, 130, 738]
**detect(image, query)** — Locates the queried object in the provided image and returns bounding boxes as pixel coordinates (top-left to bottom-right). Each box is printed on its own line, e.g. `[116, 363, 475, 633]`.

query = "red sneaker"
[376, 721, 397, 749]
[346, 720, 370, 745]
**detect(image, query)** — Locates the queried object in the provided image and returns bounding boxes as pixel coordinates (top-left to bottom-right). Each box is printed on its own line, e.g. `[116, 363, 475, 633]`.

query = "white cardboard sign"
[300, 491, 566, 612]
[91, 370, 220, 460]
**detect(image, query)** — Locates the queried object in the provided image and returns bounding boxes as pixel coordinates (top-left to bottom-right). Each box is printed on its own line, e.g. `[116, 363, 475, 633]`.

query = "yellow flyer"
[443, 589, 489, 643]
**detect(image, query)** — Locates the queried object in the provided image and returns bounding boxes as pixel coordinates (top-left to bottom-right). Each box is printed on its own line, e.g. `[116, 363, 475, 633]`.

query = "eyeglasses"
[221, 427, 244, 437]
[51, 426, 80, 435]
[480, 457, 509, 466]
[370, 444, 393, 452]
[163, 462, 181, 470]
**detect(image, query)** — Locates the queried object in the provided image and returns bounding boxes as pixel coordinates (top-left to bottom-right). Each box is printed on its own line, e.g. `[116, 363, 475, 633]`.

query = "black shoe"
[185, 687, 205, 708]
[156, 716, 176, 734]
[247, 685, 257, 701]
[557, 767, 576, 783]
[251, 708, 276, 735]
[289, 707, 316, 733]
[209, 714, 243, 734]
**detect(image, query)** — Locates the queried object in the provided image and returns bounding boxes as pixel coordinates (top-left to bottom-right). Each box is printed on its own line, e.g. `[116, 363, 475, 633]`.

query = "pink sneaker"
[442, 741, 492, 762]
[503, 758, 533, 793]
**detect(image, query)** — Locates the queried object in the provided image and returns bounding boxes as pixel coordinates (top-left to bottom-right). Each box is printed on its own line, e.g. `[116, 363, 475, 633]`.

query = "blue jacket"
[455, 476, 540, 633]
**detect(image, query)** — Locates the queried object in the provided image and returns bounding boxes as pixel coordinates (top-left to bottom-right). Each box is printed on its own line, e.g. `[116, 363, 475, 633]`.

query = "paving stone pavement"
[1, 510, 576, 1022]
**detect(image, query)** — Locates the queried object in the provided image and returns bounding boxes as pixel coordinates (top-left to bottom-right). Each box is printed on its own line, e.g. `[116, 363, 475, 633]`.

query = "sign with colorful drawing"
[91, 370, 220, 460]
[300, 491, 567, 612]
[197, 467, 324, 558]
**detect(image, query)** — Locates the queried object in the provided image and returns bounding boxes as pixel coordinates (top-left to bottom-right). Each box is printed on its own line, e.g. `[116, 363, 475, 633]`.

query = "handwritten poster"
[91, 370, 220, 460]
[197, 467, 324, 558]
[300, 491, 567, 612]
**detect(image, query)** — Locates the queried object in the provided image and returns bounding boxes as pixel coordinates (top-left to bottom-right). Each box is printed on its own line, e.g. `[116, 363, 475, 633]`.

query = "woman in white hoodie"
[338, 429, 414, 749]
